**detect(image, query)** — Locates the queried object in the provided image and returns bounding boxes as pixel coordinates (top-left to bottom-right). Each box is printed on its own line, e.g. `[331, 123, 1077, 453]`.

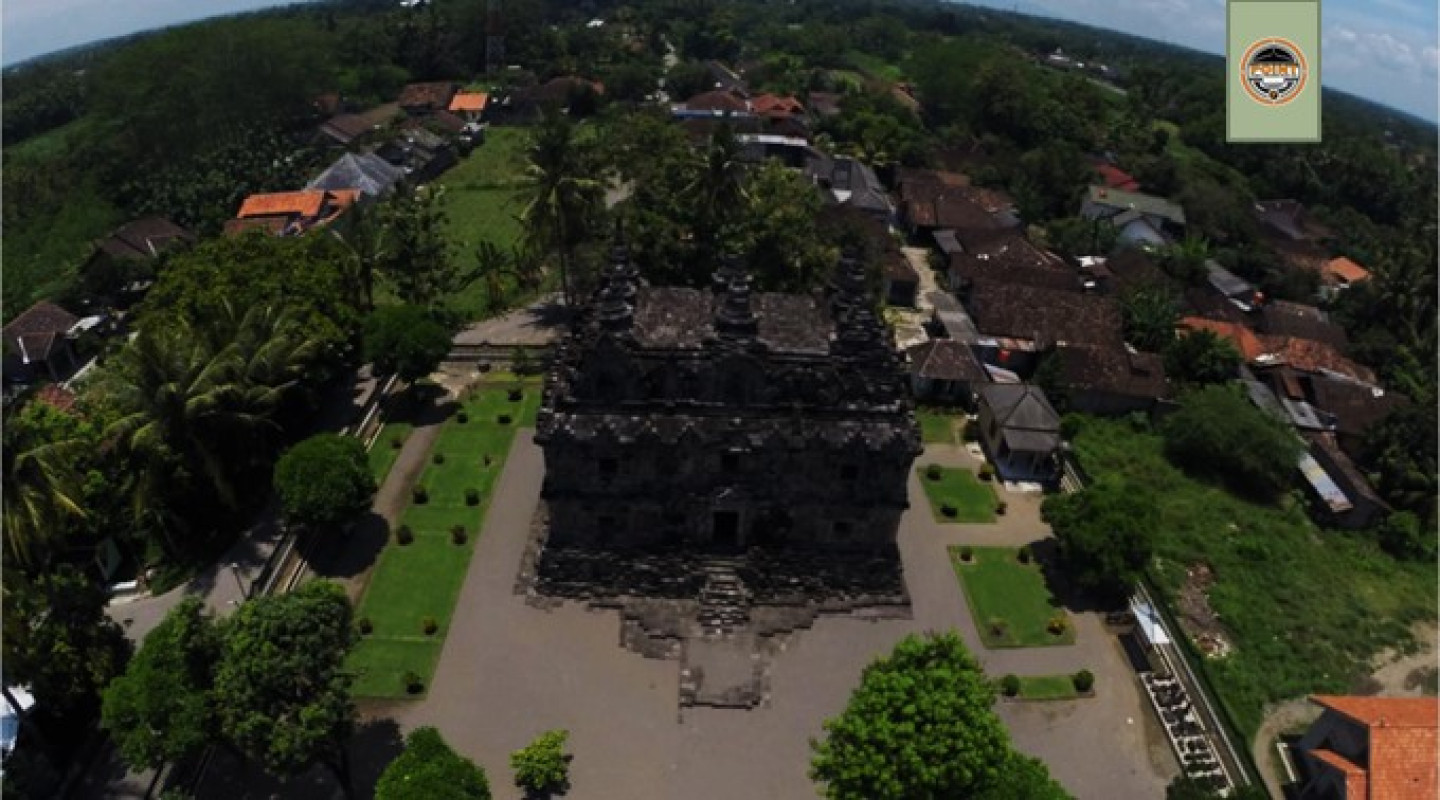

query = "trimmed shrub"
[390, 436, 403, 449]
[1047, 615, 1069, 636]
[1072, 669, 1095, 692]
[940, 503, 958, 518]
[1017, 544, 1032, 563]
[482, 454, 493, 467]
[396, 525, 414, 545]
[456, 410, 469, 423]
[925, 463, 943, 481]
[508, 387, 524, 402]
[357, 617, 373, 635]
[433, 452, 446, 465]
[422, 617, 439, 636]
[988, 619, 1007, 639]
[961, 419, 980, 442]
[450, 525, 467, 545]
[403, 671, 424, 694]
[465, 488, 481, 506]
[978, 463, 995, 482]
[1000, 674, 1021, 697]
[959, 545, 974, 562]
[996, 501, 1008, 516]
[412, 484, 429, 504]
[497, 414, 512, 425]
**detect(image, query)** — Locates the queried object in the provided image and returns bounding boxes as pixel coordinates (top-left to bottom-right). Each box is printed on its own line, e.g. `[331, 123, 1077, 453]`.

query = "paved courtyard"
[374, 435, 1178, 799]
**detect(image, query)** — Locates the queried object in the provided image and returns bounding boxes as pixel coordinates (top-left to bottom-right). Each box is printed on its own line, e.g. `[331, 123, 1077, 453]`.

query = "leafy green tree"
[1120, 287, 1180, 353]
[1042, 480, 1154, 600]
[273, 435, 377, 529]
[664, 60, 715, 102]
[510, 729, 570, 794]
[810, 632, 1070, 800]
[213, 581, 357, 793]
[101, 598, 222, 769]
[376, 188, 462, 308]
[1043, 216, 1116, 259]
[743, 160, 830, 292]
[363, 304, 454, 381]
[2, 565, 132, 716]
[1164, 330, 1241, 385]
[1157, 235, 1211, 285]
[1363, 404, 1438, 521]
[2, 405, 88, 570]
[377, 726, 491, 800]
[1166, 776, 1268, 800]
[520, 111, 603, 305]
[1161, 385, 1301, 499]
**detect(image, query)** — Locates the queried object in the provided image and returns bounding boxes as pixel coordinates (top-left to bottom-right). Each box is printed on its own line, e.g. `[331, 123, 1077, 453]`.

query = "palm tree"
[685, 121, 749, 278]
[330, 204, 389, 311]
[2, 431, 86, 570]
[519, 111, 603, 306]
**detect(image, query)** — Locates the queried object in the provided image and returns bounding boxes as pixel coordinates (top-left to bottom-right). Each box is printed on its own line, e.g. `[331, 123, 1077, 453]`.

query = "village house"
[1253, 198, 1333, 275]
[1049, 345, 1171, 416]
[376, 127, 457, 184]
[976, 383, 1062, 483]
[1292, 695, 1437, 800]
[947, 230, 1078, 296]
[224, 189, 359, 237]
[502, 76, 605, 120]
[1093, 161, 1140, 192]
[3, 301, 81, 383]
[1320, 256, 1371, 295]
[804, 153, 894, 224]
[1080, 185, 1186, 248]
[898, 169, 1021, 237]
[1256, 299, 1349, 350]
[447, 90, 489, 122]
[316, 103, 399, 148]
[79, 217, 195, 307]
[965, 279, 1125, 374]
[306, 151, 406, 200]
[398, 81, 459, 116]
[905, 339, 988, 406]
[1204, 260, 1261, 310]
[91, 217, 194, 262]
[1301, 432, 1388, 528]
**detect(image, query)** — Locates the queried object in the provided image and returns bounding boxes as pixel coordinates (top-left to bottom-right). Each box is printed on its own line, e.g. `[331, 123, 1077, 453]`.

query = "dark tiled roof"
[1258, 335, 1375, 385]
[885, 254, 919, 283]
[950, 233, 1077, 292]
[319, 113, 373, 144]
[1306, 374, 1409, 440]
[3, 301, 79, 361]
[684, 89, 748, 113]
[980, 384, 1060, 451]
[398, 81, 458, 111]
[96, 217, 194, 260]
[1184, 287, 1251, 326]
[907, 339, 986, 382]
[630, 287, 832, 353]
[1253, 199, 1330, 242]
[1104, 249, 1175, 295]
[1055, 345, 1170, 400]
[966, 280, 1124, 348]
[1258, 300, 1349, 348]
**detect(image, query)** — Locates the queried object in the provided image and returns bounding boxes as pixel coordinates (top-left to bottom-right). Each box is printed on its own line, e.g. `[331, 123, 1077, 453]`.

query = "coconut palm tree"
[519, 110, 603, 306]
[2, 430, 86, 570]
[685, 121, 749, 279]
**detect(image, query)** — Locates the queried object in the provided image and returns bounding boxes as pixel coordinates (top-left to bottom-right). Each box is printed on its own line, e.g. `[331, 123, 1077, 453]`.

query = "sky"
[3, 0, 1438, 120]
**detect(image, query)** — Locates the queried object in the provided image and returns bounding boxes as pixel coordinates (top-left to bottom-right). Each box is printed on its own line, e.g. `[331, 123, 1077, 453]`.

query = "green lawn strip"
[1017, 674, 1081, 700]
[434, 126, 532, 320]
[368, 421, 414, 482]
[951, 546, 1075, 648]
[917, 409, 957, 444]
[1070, 416, 1436, 740]
[918, 467, 997, 523]
[348, 386, 541, 697]
[348, 638, 445, 699]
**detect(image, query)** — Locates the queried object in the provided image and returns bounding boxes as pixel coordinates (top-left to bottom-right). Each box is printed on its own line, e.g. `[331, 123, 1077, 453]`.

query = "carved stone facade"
[533, 241, 923, 610]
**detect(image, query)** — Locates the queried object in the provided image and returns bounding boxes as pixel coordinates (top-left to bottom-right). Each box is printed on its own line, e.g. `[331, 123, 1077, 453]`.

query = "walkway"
[375, 438, 1177, 799]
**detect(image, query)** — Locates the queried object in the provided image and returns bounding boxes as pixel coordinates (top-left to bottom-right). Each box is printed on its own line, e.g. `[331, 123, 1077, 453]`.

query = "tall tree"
[520, 111, 603, 305]
[1161, 385, 1302, 500]
[101, 598, 222, 770]
[376, 726, 491, 800]
[213, 580, 357, 795]
[1164, 330, 1241, 386]
[363, 304, 454, 382]
[685, 122, 749, 281]
[1042, 480, 1155, 601]
[1, 408, 88, 570]
[376, 188, 461, 308]
[1120, 287, 1180, 353]
[273, 434, 377, 531]
[810, 633, 1071, 800]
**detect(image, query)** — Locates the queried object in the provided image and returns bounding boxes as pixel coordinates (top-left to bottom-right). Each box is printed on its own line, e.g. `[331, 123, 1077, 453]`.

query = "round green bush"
[508, 388, 523, 402]
[412, 484, 429, 504]
[433, 452, 446, 465]
[1073, 669, 1095, 692]
[1017, 544, 1032, 563]
[396, 525, 414, 545]
[925, 464, 943, 481]
[422, 617, 438, 636]
[959, 546, 974, 561]
[1000, 674, 1021, 697]
[465, 488, 481, 506]
[390, 436, 403, 449]
[456, 410, 469, 423]
[450, 525, 467, 545]
[403, 671, 424, 694]
[940, 503, 958, 518]
[357, 617, 373, 635]
[497, 414, 512, 425]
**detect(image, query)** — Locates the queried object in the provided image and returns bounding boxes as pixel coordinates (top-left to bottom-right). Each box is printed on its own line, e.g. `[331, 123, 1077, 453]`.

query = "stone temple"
[529, 241, 922, 706]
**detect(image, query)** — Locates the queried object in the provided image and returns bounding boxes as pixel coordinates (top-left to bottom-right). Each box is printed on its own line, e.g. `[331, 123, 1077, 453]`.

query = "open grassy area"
[1016, 674, 1082, 701]
[917, 409, 957, 445]
[348, 383, 542, 697]
[918, 466, 997, 523]
[1070, 416, 1437, 740]
[434, 126, 531, 320]
[368, 421, 414, 482]
[951, 546, 1075, 648]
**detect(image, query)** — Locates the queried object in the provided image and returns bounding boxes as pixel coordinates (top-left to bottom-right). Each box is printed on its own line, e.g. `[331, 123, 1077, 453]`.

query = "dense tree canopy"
[377, 726, 492, 800]
[363, 304, 454, 381]
[101, 598, 221, 769]
[1164, 330, 1241, 386]
[273, 434, 377, 529]
[1160, 386, 1302, 500]
[810, 632, 1070, 800]
[1042, 480, 1155, 601]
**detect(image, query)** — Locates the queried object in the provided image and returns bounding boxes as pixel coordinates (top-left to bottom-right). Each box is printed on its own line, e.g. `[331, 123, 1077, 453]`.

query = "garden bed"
[919, 466, 998, 523]
[347, 384, 541, 698]
[951, 546, 1074, 648]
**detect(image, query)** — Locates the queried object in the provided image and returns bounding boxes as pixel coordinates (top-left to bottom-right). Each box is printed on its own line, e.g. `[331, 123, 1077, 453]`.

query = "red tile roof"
[1258, 335, 1376, 385]
[1313, 696, 1439, 729]
[683, 88, 749, 113]
[1310, 696, 1438, 800]
[1324, 256, 1371, 285]
[1178, 317, 1265, 361]
[750, 93, 804, 116]
[1095, 163, 1140, 191]
[398, 81, 458, 111]
[237, 190, 327, 219]
[448, 91, 488, 112]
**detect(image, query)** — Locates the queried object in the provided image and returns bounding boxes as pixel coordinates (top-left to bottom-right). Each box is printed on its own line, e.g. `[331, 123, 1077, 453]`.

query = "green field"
[952, 546, 1075, 648]
[368, 421, 414, 482]
[434, 126, 532, 320]
[1070, 416, 1437, 739]
[917, 410, 957, 445]
[1016, 674, 1082, 701]
[348, 382, 542, 697]
[919, 467, 998, 523]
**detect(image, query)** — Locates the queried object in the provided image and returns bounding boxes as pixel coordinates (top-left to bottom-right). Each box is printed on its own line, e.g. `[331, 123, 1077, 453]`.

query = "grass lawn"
[367, 421, 414, 483]
[347, 385, 543, 698]
[434, 126, 532, 320]
[917, 409, 957, 445]
[1070, 416, 1437, 740]
[951, 546, 1075, 648]
[1016, 674, 1082, 700]
[918, 467, 997, 523]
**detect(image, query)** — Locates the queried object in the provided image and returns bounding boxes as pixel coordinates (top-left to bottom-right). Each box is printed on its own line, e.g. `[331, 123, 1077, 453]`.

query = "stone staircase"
[697, 561, 751, 638]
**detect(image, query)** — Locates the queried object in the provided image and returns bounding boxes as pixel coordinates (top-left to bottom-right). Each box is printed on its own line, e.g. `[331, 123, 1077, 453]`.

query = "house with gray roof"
[307, 152, 406, 199]
[1081, 185, 1186, 247]
[976, 383, 1062, 482]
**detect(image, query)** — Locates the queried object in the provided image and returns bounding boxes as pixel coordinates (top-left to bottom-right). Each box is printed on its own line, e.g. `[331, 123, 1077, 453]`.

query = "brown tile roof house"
[1102, 249, 1177, 296]
[902, 177, 1020, 234]
[1258, 300, 1349, 349]
[226, 190, 359, 237]
[1323, 256, 1371, 287]
[1178, 317, 1266, 361]
[750, 93, 804, 117]
[949, 232, 1078, 293]
[94, 217, 194, 261]
[398, 81, 459, 114]
[1253, 199, 1331, 243]
[1256, 335, 1376, 385]
[1306, 375, 1409, 453]
[683, 88, 749, 114]
[3, 301, 80, 379]
[1295, 695, 1437, 800]
[966, 280, 1124, 349]
[1053, 345, 1170, 414]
